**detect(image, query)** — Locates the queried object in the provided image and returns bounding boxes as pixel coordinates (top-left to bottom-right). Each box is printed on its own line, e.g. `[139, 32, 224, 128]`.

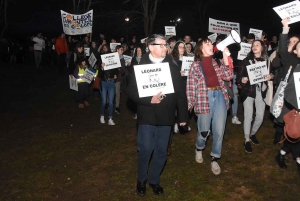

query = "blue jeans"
[137, 125, 171, 184]
[231, 74, 239, 116]
[196, 90, 227, 158]
[100, 80, 115, 117]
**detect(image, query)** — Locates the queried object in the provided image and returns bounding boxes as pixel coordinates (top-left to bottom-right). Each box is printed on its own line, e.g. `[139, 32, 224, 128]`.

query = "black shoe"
[149, 183, 164, 195]
[115, 107, 121, 114]
[136, 180, 146, 196]
[105, 103, 109, 110]
[273, 132, 282, 145]
[276, 152, 287, 169]
[250, 135, 260, 145]
[244, 141, 252, 153]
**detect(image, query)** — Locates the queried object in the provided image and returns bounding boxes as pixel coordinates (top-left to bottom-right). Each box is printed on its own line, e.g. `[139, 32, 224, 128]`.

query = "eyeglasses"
[151, 43, 168, 48]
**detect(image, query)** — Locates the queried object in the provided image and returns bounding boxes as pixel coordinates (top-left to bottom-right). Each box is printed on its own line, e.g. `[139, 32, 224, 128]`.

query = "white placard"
[190, 42, 196, 47]
[88, 52, 97, 67]
[84, 47, 90, 57]
[181, 56, 194, 76]
[246, 61, 268, 85]
[133, 62, 174, 98]
[83, 69, 95, 84]
[60, 10, 93, 35]
[123, 55, 132, 66]
[165, 26, 176, 36]
[101, 52, 121, 70]
[273, 1, 300, 24]
[249, 28, 262, 40]
[208, 18, 240, 35]
[293, 72, 300, 109]
[110, 43, 121, 52]
[237, 42, 252, 60]
[141, 37, 148, 43]
[208, 33, 218, 44]
[69, 75, 78, 91]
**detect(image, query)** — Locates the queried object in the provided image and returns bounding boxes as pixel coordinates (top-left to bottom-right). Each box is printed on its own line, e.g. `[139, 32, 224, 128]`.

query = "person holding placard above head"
[272, 19, 300, 145]
[127, 34, 188, 196]
[98, 51, 119, 125]
[273, 18, 300, 173]
[186, 38, 233, 175]
[236, 40, 274, 153]
[73, 57, 90, 109]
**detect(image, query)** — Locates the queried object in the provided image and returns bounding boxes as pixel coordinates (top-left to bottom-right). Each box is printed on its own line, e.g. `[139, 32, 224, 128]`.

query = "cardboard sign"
[293, 72, 300, 109]
[101, 52, 121, 70]
[237, 42, 252, 60]
[273, 1, 300, 24]
[246, 61, 268, 85]
[249, 28, 262, 40]
[88, 52, 97, 67]
[83, 69, 95, 84]
[208, 33, 218, 44]
[133, 62, 174, 98]
[69, 75, 78, 91]
[190, 42, 196, 47]
[110, 43, 121, 52]
[165, 26, 176, 36]
[123, 55, 132, 66]
[84, 47, 90, 57]
[208, 18, 240, 35]
[181, 56, 194, 76]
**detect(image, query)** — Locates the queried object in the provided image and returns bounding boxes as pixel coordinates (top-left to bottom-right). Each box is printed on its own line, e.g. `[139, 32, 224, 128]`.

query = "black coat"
[126, 53, 188, 126]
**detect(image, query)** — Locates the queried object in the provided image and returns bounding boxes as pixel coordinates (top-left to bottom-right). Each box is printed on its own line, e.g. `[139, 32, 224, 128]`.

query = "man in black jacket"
[127, 34, 188, 196]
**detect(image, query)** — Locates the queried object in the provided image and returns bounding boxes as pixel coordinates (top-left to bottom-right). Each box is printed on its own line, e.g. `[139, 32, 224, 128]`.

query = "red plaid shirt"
[186, 58, 233, 114]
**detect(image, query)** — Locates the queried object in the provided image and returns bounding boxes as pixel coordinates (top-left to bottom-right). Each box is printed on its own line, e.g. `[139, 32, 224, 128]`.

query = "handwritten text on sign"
[237, 42, 252, 60]
[273, 1, 300, 24]
[61, 10, 93, 35]
[83, 69, 95, 84]
[246, 61, 268, 85]
[101, 52, 121, 70]
[165, 26, 176, 36]
[134, 62, 174, 98]
[181, 56, 194, 76]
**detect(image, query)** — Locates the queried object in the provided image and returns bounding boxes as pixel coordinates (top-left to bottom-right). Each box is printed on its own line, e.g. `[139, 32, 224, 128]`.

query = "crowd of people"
[1, 17, 299, 197]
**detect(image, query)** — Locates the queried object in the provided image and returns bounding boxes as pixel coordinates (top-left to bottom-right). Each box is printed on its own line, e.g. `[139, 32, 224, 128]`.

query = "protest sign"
[165, 26, 176, 36]
[141, 37, 148, 43]
[82, 69, 95, 84]
[181, 56, 194, 76]
[237, 42, 252, 60]
[133, 62, 174, 98]
[84, 47, 90, 57]
[190, 42, 196, 47]
[123, 55, 132, 66]
[208, 33, 218, 44]
[101, 52, 121, 70]
[88, 52, 97, 67]
[246, 61, 268, 85]
[69, 75, 78, 91]
[110, 43, 121, 52]
[249, 28, 262, 40]
[208, 18, 240, 35]
[61, 10, 93, 35]
[294, 72, 300, 109]
[273, 1, 300, 24]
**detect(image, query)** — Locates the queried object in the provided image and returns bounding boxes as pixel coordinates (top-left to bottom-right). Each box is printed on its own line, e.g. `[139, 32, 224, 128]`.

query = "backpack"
[282, 109, 300, 143]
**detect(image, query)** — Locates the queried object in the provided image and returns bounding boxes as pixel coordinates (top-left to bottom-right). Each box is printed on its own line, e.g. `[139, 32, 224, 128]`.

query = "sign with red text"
[208, 18, 240, 35]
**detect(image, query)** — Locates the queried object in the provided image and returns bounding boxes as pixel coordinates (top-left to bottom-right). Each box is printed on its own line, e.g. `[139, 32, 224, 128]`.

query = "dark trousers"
[282, 139, 300, 159]
[76, 82, 89, 104]
[57, 53, 66, 73]
[137, 125, 171, 184]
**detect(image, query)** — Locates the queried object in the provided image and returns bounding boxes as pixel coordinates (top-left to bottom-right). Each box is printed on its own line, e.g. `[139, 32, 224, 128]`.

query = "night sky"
[6, 0, 300, 40]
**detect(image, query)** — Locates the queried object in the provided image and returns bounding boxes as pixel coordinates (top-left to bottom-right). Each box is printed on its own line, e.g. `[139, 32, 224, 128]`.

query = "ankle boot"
[276, 152, 287, 169]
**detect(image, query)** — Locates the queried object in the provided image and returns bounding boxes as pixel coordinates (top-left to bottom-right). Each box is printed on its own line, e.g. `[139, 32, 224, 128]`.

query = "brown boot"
[79, 103, 85, 108]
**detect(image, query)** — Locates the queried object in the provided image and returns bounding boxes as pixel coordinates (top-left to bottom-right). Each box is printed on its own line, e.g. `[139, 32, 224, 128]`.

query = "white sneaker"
[108, 118, 115, 125]
[195, 150, 203, 163]
[232, 116, 241, 124]
[211, 161, 221, 175]
[174, 123, 179, 133]
[100, 116, 105, 124]
[188, 126, 191, 131]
